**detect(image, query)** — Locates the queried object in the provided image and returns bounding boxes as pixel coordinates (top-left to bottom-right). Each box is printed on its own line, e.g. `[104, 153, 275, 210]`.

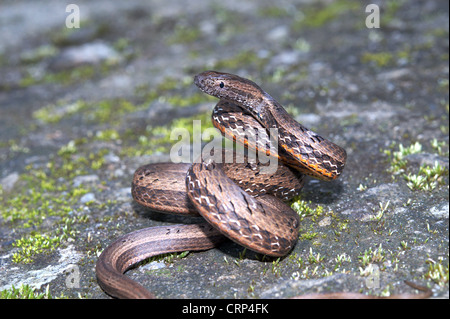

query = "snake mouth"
[194, 70, 229, 95]
[193, 74, 212, 95]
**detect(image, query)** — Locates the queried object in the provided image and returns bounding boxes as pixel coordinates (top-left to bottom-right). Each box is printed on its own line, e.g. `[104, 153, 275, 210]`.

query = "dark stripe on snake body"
[132, 163, 198, 215]
[133, 150, 305, 215]
[96, 223, 224, 299]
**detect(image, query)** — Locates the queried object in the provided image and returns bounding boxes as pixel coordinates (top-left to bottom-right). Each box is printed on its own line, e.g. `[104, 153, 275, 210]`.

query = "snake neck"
[258, 98, 347, 180]
[240, 92, 272, 123]
[255, 95, 303, 132]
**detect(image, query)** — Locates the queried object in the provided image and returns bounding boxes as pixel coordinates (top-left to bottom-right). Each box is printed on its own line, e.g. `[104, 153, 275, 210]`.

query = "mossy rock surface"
[0, 0, 448, 299]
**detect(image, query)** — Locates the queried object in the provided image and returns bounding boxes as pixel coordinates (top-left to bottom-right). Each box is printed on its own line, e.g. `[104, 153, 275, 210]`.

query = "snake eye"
[219, 82, 224, 88]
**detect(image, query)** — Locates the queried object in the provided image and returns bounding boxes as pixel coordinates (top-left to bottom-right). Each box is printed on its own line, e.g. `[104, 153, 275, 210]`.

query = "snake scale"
[96, 71, 430, 299]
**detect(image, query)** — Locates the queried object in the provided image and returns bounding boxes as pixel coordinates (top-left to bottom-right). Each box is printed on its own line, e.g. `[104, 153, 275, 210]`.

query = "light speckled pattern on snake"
[96, 70, 348, 299]
[186, 159, 300, 256]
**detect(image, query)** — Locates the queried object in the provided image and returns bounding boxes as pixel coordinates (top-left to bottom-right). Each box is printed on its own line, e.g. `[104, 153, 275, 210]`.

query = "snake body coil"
[96, 71, 347, 299]
[194, 71, 347, 180]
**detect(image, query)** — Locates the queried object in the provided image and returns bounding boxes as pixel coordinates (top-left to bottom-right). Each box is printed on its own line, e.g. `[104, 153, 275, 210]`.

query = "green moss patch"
[361, 52, 394, 68]
[210, 50, 268, 72]
[0, 139, 110, 263]
[1, 284, 53, 299]
[293, 0, 358, 29]
[121, 111, 216, 157]
[383, 140, 449, 191]
[20, 64, 113, 88]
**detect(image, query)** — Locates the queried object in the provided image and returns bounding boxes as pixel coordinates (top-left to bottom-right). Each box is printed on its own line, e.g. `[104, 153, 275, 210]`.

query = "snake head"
[194, 71, 266, 114]
[194, 71, 272, 119]
[194, 71, 231, 98]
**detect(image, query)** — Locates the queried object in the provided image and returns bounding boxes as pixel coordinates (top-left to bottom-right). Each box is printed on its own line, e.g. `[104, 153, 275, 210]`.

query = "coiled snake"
[96, 71, 350, 298]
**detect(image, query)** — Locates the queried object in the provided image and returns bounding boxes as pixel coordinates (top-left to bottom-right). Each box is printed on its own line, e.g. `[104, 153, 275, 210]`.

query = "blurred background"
[0, 0, 448, 299]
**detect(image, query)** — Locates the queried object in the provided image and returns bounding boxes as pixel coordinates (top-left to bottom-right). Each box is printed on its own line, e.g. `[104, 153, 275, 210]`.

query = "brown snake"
[96, 71, 430, 299]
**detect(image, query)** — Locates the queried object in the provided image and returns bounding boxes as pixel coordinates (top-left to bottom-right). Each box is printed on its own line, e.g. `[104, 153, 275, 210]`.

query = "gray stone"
[49, 41, 120, 71]
[0, 172, 19, 192]
[80, 193, 96, 204]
